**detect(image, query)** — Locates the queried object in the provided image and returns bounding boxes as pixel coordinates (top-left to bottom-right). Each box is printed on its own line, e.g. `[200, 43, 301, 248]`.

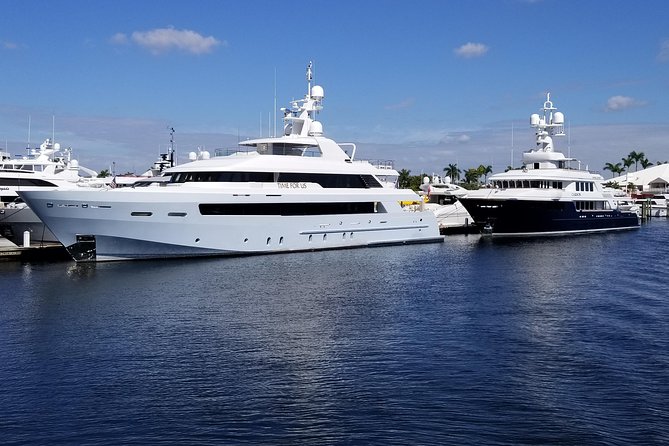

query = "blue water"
[1, 222, 668, 445]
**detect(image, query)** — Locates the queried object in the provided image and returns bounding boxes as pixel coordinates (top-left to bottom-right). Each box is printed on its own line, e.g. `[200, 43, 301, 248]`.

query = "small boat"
[631, 193, 669, 218]
[417, 175, 475, 234]
[458, 93, 640, 237]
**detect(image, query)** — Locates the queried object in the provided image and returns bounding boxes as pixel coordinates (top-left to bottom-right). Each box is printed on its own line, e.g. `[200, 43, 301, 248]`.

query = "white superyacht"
[19, 64, 442, 261]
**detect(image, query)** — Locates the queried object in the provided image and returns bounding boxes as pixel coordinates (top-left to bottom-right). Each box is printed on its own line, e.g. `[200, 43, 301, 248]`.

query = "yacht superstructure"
[18, 63, 442, 261]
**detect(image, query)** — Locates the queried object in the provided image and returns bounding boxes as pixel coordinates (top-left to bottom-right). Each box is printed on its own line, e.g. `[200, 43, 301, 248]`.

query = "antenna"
[511, 121, 514, 167]
[273, 67, 277, 137]
[568, 120, 571, 159]
[52, 115, 55, 143]
[168, 126, 176, 166]
[27, 115, 31, 151]
[306, 61, 313, 97]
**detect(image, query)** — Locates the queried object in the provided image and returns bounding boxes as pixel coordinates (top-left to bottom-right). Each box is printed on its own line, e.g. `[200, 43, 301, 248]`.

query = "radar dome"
[530, 113, 540, 127]
[553, 112, 564, 125]
[188, 152, 197, 161]
[70, 159, 79, 168]
[308, 121, 323, 136]
[311, 85, 324, 99]
[201, 151, 210, 160]
[54, 143, 61, 150]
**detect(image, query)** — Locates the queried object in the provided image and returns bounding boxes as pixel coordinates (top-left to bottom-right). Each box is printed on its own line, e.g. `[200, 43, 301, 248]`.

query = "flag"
[110, 176, 117, 188]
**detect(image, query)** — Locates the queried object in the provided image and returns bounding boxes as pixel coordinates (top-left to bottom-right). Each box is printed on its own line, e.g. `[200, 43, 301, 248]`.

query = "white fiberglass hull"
[19, 187, 442, 262]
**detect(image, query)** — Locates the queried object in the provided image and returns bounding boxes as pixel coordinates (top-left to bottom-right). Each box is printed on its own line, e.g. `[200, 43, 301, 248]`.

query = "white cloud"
[109, 33, 129, 45]
[604, 95, 647, 112]
[2, 41, 19, 50]
[658, 39, 669, 62]
[384, 98, 415, 110]
[454, 42, 489, 58]
[112, 27, 224, 55]
[440, 133, 471, 144]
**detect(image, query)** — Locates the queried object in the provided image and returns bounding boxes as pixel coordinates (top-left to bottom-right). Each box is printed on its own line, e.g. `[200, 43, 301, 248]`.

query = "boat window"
[502, 181, 508, 188]
[199, 201, 378, 216]
[523, 180, 530, 188]
[169, 171, 382, 188]
[576, 201, 609, 211]
[258, 143, 321, 157]
[278, 172, 382, 188]
[0, 178, 59, 187]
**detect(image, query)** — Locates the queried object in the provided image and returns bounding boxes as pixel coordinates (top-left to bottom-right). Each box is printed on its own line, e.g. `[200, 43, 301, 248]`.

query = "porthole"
[266, 237, 271, 245]
[279, 236, 284, 245]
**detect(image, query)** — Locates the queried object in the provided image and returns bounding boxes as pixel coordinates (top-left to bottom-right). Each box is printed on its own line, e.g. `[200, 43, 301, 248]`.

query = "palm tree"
[398, 169, 412, 189]
[603, 162, 623, 178]
[627, 150, 646, 171]
[640, 158, 653, 169]
[479, 164, 493, 183]
[464, 168, 481, 185]
[622, 156, 634, 174]
[443, 163, 461, 183]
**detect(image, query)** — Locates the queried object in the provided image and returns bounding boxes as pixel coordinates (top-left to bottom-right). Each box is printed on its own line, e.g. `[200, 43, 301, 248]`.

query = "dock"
[0, 237, 70, 262]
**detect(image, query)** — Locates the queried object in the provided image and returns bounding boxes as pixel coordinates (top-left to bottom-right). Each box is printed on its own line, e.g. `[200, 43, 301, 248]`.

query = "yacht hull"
[19, 189, 442, 262]
[459, 198, 640, 237]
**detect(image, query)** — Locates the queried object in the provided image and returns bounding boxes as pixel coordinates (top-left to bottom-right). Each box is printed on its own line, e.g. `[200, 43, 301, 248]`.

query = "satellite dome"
[311, 85, 324, 99]
[309, 121, 323, 136]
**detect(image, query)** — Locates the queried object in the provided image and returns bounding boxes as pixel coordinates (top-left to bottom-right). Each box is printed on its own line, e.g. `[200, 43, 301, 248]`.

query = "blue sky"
[1, 0, 668, 177]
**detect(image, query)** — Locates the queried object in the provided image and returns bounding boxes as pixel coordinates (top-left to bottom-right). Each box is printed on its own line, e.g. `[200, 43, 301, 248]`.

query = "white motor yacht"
[459, 94, 640, 237]
[413, 175, 474, 233]
[18, 63, 442, 261]
[0, 138, 98, 245]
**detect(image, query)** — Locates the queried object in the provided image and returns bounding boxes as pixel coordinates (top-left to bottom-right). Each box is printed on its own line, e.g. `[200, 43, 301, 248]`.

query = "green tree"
[398, 169, 412, 189]
[627, 150, 646, 172]
[97, 169, 110, 178]
[464, 167, 481, 185]
[603, 162, 623, 178]
[622, 156, 634, 174]
[443, 163, 461, 183]
[479, 164, 493, 183]
[640, 157, 652, 169]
